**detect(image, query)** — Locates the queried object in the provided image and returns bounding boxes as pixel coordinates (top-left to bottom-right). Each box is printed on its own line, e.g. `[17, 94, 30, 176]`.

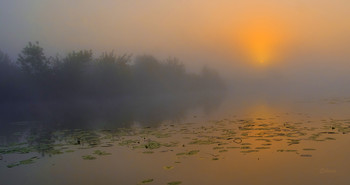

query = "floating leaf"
[168, 181, 182, 185]
[189, 139, 217, 145]
[140, 179, 154, 184]
[187, 150, 199, 155]
[300, 154, 312, 157]
[7, 156, 39, 168]
[82, 155, 96, 160]
[145, 141, 161, 149]
[93, 150, 111, 156]
[255, 147, 270, 149]
[163, 166, 174, 170]
[240, 150, 259, 153]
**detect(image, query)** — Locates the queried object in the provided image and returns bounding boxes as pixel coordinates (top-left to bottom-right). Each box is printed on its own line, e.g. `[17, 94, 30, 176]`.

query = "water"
[1, 95, 350, 185]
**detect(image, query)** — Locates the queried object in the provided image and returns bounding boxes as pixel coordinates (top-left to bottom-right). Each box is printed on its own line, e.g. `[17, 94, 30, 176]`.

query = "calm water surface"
[1, 96, 350, 185]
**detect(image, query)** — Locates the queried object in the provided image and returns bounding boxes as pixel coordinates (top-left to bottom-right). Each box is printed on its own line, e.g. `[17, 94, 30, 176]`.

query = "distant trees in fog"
[0, 42, 225, 103]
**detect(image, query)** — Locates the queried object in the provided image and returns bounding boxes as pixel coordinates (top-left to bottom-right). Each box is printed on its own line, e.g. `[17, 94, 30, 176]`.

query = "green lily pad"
[241, 143, 251, 145]
[187, 150, 199, 155]
[163, 166, 174, 170]
[93, 150, 111, 156]
[119, 140, 139, 146]
[168, 181, 182, 185]
[176, 150, 200, 156]
[255, 147, 270, 149]
[7, 156, 39, 168]
[145, 141, 161, 149]
[240, 146, 251, 149]
[300, 154, 312, 157]
[82, 155, 96, 160]
[143, 151, 154, 154]
[240, 150, 259, 153]
[140, 179, 154, 184]
[189, 139, 217, 145]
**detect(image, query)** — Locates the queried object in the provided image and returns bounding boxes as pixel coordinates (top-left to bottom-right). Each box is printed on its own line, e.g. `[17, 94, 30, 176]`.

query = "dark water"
[1, 95, 350, 185]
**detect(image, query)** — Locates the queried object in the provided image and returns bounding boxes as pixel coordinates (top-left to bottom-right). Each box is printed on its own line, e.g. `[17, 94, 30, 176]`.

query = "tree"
[17, 42, 49, 76]
[93, 52, 132, 96]
[0, 50, 11, 66]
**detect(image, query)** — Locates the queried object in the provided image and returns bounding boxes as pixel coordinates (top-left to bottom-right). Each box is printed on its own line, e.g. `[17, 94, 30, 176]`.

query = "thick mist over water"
[1, 0, 349, 100]
[1, 0, 350, 128]
[0, 43, 225, 129]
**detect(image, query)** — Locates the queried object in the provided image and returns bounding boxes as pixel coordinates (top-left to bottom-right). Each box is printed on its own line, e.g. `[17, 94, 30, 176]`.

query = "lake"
[1, 95, 350, 185]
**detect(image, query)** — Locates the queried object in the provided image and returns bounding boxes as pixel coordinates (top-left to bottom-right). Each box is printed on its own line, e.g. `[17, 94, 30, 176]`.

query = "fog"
[0, 44, 224, 127]
[1, 0, 350, 126]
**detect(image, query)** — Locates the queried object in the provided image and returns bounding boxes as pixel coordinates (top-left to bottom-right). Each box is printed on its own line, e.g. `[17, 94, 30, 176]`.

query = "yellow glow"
[12, 0, 348, 71]
[236, 18, 288, 66]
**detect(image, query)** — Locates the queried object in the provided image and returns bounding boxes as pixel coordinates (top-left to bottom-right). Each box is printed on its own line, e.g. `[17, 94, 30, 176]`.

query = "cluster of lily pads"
[1, 116, 350, 184]
[139, 179, 182, 185]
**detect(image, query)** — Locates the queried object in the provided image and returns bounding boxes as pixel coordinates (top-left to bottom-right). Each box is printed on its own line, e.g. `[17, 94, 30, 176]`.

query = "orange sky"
[1, 0, 349, 73]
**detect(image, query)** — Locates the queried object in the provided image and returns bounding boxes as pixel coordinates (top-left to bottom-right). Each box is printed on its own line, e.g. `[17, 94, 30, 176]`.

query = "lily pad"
[240, 150, 259, 153]
[119, 139, 139, 146]
[189, 139, 217, 145]
[7, 156, 39, 168]
[94, 150, 111, 156]
[82, 155, 96, 160]
[168, 181, 182, 185]
[143, 151, 154, 154]
[187, 150, 199, 155]
[145, 141, 161, 149]
[163, 166, 174, 170]
[140, 179, 154, 184]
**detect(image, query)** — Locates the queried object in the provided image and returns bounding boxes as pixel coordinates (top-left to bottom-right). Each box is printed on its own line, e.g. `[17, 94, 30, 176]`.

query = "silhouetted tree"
[92, 52, 132, 97]
[0, 50, 11, 66]
[0, 43, 226, 125]
[17, 42, 49, 76]
[52, 50, 93, 98]
[1, 43, 225, 109]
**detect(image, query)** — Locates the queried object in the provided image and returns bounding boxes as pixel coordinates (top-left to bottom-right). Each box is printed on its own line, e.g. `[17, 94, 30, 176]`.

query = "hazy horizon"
[1, 0, 350, 97]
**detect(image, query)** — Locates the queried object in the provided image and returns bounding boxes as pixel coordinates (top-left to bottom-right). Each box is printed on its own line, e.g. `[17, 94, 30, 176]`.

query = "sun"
[244, 27, 279, 65]
[236, 18, 287, 66]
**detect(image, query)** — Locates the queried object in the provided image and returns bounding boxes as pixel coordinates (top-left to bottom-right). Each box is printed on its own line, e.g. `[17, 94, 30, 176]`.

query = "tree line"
[0, 42, 225, 104]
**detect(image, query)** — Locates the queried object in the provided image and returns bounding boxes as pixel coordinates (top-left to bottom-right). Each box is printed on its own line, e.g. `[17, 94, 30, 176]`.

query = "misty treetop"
[0, 42, 225, 103]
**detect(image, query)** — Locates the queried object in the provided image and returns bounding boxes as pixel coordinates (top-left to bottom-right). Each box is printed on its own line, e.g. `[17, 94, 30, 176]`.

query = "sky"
[1, 0, 350, 96]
